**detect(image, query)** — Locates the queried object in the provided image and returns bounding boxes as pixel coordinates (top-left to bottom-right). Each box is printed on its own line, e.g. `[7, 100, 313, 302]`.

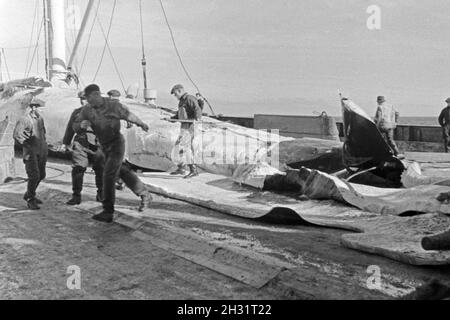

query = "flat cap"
[445, 97, 450, 103]
[107, 89, 121, 98]
[170, 84, 184, 94]
[377, 96, 386, 103]
[30, 98, 45, 108]
[84, 84, 101, 97]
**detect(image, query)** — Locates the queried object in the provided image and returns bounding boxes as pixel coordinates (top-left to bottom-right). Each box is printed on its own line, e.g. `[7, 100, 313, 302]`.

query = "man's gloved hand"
[80, 120, 92, 130]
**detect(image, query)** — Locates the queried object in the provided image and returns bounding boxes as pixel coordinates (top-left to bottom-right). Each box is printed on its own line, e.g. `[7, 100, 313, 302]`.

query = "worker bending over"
[74, 84, 152, 223]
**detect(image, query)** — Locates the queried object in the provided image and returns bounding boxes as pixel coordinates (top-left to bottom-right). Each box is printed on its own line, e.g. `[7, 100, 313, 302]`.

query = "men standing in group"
[438, 98, 450, 153]
[374, 96, 401, 156]
[168, 84, 202, 179]
[13, 98, 48, 210]
[74, 84, 152, 223]
[61, 91, 104, 205]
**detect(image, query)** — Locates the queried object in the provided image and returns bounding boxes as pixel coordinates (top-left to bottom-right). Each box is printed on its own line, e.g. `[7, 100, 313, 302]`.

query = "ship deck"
[1, 154, 450, 299]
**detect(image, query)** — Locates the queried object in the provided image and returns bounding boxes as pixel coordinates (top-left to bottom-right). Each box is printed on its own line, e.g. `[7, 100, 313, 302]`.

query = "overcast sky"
[1, 0, 450, 118]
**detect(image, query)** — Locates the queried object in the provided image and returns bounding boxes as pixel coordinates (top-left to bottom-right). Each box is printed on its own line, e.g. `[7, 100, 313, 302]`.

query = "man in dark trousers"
[168, 84, 202, 179]
[61, 91, 104, 205]
[438, 98, 450, 153]
[13, 98, 48, 210]
[74, 84, 151, 223]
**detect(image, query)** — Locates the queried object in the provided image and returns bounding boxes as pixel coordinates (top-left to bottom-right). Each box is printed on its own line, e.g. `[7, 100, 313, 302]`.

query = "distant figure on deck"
[13, 98, 48, 210]
[438, 98, 450, 153]
[167, 84, 202, 179]
[107, 89, 121, 101]
[374, 96, 400, 156]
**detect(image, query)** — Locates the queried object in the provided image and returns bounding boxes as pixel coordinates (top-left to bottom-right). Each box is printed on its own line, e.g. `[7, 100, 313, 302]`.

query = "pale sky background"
[1, 0, 450, 119]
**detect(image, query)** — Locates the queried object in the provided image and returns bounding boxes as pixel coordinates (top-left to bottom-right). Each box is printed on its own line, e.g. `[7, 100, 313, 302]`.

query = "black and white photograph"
[0, 0, 450, 306]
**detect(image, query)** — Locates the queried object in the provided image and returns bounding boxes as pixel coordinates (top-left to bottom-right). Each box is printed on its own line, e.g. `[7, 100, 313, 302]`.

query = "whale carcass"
[0, 78, 344, 177]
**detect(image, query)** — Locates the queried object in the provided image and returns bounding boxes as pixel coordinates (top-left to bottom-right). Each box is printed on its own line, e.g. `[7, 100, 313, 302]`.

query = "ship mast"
[46, 0, 67, 82]
[68, 0, 95, 71]
[43, 0, 50, 80]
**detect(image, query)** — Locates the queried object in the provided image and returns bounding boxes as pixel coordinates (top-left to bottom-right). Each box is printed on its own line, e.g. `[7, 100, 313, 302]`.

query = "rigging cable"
[24, 0, 39, 77]
[92, 0, 117, 82]
[1, 49, 11, 81]
[95, 15, 126, 92]
[78, 0, 101, 78]
[157, 0, 216, 116]
[139, 0, 149, 93]
[26, 17, 44, 77]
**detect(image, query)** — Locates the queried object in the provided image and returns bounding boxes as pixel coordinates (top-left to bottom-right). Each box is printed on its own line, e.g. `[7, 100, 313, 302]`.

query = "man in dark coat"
[13, 98, 48, 210]
[74, 84, 151, 223]
[61, 91, 104, 205]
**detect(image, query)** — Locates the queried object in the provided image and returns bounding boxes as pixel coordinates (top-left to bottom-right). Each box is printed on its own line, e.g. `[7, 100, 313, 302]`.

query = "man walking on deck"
[74, 84, 152, 223]
[167, 84, 202, 179]
[61, 91, 104, 205]
[13, 98, 48, 210]
[374, 96, 400, 156]
[438, 98, 450, 153]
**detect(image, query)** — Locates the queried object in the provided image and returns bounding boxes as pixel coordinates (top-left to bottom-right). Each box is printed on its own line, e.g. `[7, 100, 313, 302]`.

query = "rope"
[26, 17, 44, 77]
[2, 49, 12, 81]
[157, 0, 216, 116]
[24, 0, 39, 77]
[96, 15, 126, 92]
[92, 0, 117, 82]
[0, 45, 42, 50]
[78, 0, 101, 78]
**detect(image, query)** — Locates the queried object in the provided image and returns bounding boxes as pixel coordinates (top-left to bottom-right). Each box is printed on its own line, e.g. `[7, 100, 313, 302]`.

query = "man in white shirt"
[374, 96, 400, 156]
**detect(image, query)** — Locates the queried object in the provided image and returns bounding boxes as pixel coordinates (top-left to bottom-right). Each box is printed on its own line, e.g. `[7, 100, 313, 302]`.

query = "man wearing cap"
[61, 91, 104, 205]
[374, 96, 400, 156]
[167, 84, 202, 178]
[438, 98, 450, 153]
[107, 89, 121, 101]
[74, 84, 151, 223]
[13, 97, 48, 210]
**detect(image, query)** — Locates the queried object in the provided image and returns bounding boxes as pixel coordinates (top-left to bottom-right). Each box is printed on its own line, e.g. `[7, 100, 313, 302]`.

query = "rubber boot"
[68, 166, 85, 205]
[24, 193, 42, 204]
[170, 164, 187, 176]
[67, 195, 81, 206]
[27, 199, 40, 210]
[184, 165, 199, 179]
[422, 229, 450, 251]
[92, 211, 114, 223]
[138, 192, 153, 212]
